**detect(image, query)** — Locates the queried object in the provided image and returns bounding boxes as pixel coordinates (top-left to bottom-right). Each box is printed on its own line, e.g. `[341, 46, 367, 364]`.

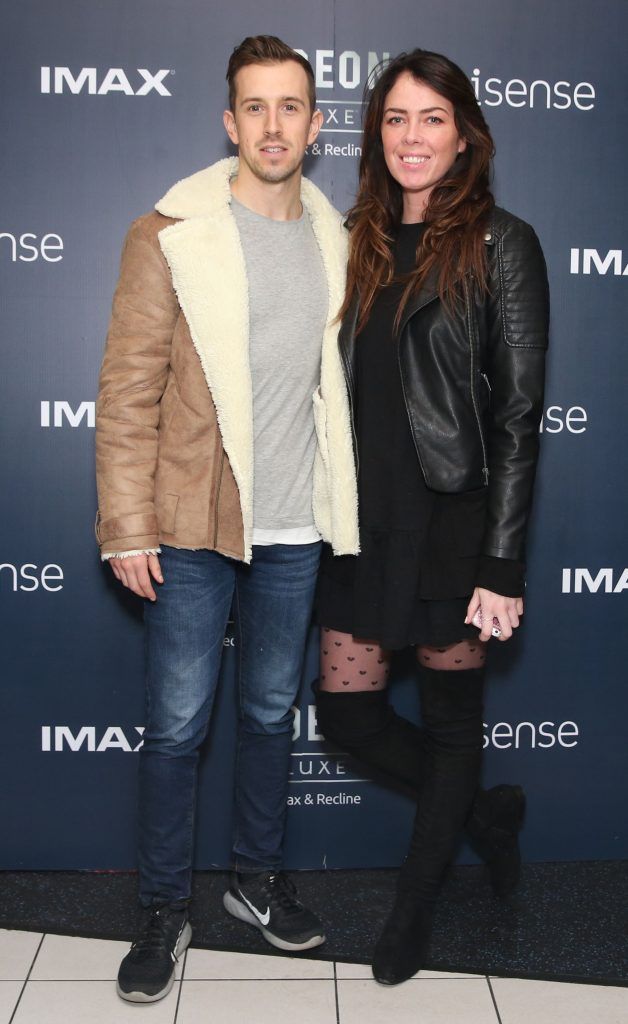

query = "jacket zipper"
[213, 450, 225, 547]
[397, 341, 429, 483]
[397, 291, 443, 485]
[465, 281, 490, 484]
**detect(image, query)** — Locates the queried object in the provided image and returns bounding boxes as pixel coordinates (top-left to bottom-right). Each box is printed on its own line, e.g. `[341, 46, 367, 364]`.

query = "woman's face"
[380, 72, 466, 221]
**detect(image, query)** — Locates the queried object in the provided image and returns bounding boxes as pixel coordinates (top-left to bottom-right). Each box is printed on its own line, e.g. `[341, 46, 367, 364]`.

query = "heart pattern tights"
[319, 628, 486, 691]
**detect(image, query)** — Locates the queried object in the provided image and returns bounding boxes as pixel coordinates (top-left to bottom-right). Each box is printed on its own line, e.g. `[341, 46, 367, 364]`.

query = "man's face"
[223, 61, 322, 186]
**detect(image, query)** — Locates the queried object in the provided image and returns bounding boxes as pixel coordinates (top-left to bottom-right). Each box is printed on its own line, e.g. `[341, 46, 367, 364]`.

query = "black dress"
[315, 222, 493, 650]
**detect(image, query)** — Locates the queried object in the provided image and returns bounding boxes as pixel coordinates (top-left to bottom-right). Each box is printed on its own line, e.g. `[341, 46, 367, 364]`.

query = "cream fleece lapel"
[304, 188, 360, 555]
[156, 159, 254, 556]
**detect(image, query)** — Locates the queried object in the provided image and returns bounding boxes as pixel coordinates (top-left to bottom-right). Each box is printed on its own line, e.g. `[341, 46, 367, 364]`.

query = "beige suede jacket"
[95, 157, 359, 563]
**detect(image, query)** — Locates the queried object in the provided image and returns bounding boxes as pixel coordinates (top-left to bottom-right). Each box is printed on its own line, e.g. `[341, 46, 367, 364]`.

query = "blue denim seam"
[232, 577, 244, 871]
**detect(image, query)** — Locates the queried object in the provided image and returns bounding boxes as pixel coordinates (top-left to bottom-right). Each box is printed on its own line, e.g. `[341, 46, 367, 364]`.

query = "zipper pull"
[482, 466, 489, 485]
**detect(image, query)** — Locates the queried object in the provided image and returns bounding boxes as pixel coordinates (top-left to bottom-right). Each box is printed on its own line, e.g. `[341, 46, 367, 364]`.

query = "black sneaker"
[116, 904, 192, 1002]
[223, 871, 325, 951]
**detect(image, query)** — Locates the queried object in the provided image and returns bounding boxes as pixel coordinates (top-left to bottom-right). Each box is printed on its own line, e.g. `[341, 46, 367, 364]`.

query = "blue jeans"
[137, 542, 321, 906]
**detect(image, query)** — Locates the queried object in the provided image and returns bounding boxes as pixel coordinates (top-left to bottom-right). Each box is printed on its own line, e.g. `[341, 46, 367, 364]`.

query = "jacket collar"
[339, 262, 441, 386]
[153, 156, 347, 563]
[397, 264, 441, 334]
[155, 155, 338, 229]
[341, 219, 498, 359]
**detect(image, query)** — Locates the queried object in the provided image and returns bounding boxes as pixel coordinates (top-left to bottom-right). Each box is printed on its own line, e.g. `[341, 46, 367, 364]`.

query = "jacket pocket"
[312, 387, 330, 469]
[156, 492, 179, 534]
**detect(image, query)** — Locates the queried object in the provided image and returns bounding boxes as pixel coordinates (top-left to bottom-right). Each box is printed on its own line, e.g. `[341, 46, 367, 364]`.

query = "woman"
[315, 49, 549, 984]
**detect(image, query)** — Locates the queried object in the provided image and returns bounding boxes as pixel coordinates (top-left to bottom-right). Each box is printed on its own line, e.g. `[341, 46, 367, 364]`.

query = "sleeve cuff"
[101, 547, 161, 562]
[475, 555, 525, 597]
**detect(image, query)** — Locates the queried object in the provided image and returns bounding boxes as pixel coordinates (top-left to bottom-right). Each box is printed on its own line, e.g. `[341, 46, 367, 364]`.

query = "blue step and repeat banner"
[1, 0, 627, 870]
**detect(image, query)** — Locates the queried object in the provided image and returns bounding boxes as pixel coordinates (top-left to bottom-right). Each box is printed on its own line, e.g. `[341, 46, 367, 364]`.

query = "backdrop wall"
[1, 0, 627, 870]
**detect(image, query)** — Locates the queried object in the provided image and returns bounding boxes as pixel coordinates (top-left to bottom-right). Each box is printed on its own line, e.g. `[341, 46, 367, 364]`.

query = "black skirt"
[314, 222, 485, 650]
[314, 509, 486, 650]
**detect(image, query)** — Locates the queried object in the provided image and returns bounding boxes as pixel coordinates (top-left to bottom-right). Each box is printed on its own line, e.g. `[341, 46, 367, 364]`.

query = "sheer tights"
[319, 628, 485, 691]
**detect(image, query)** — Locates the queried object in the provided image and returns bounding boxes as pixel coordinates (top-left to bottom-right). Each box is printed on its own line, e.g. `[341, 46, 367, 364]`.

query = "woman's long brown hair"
[341, 50, 496, 333]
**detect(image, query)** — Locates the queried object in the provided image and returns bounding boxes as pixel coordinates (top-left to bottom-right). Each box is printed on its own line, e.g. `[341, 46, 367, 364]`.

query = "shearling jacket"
[96, 158, 359, 563]
[339, 207, 549, 567]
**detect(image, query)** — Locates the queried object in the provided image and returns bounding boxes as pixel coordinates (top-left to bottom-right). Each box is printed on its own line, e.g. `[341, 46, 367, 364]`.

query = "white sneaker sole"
[223, 890, 325, 951]
[116, 921, 192, 1003]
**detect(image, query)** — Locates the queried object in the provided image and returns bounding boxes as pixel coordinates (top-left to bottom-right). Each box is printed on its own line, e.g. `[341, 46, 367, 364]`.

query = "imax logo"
[41, 401, 94, 428]
[42, 725, 144, 752]
[40, 67, 172, 96]
[562, 568, 628, 593]
[570, 249, 628, 275]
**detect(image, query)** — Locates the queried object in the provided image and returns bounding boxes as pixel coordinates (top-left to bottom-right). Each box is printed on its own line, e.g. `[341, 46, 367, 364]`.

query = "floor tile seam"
[487, 974, 628, 989]
[173, 948, 188, 1024]
[336, 977, 489, 982]
[182, 974, 336, 983]
[19, 976, 338, 983]
[8, 934, 45, 1024]
[181, 977, 338, 983]
[333, 962, 340, 1024]
[486, 977, 503, 1024]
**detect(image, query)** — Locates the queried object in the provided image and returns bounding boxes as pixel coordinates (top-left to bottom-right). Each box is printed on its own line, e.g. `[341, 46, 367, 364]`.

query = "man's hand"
[465, 587, 524, 642]
[108, 553, 163, 601]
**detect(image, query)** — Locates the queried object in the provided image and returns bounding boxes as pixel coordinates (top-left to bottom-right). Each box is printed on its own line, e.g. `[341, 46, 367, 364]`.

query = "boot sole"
[116, 921, 192, 1003]
[223, 891, 325, 951]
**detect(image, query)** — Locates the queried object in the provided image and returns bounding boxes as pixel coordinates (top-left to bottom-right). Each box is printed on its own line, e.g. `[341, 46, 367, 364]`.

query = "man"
[96, 35, 358, 1003]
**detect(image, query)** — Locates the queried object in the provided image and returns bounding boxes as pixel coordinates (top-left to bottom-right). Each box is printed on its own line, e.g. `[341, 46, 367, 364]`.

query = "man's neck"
[230, 168, 303, 221]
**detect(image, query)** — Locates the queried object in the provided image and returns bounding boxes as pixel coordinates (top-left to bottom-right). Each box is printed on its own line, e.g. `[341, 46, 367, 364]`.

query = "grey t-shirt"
[231, 196, 328, 543]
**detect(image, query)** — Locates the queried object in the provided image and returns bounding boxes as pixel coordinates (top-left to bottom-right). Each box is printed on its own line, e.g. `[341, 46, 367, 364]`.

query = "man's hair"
[226, 35, 316, 112]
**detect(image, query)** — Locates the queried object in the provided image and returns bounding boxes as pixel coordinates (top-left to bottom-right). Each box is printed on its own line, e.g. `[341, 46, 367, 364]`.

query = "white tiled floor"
[2, 928, 627, 1024]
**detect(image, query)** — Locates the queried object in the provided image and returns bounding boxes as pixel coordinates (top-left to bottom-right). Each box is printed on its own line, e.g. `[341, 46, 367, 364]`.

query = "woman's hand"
[465, 587, 524, 643]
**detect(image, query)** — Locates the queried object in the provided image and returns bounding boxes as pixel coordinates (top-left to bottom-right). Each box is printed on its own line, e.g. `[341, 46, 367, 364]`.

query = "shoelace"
[266, 873, 303, 914]
[131, 909, 182, 962]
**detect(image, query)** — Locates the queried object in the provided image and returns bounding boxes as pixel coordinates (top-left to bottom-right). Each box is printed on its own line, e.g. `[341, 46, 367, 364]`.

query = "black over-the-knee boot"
[315, 685, 525, 898]
[315, 688, 424, 792]
[371, 667, 485, 984]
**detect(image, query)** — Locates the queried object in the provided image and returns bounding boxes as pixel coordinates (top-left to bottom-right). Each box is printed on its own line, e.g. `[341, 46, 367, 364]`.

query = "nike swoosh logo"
[238, 890, 270, 926]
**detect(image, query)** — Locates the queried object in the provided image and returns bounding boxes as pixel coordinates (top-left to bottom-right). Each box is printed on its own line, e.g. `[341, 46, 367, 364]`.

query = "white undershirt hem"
[252, 525, 322, 547]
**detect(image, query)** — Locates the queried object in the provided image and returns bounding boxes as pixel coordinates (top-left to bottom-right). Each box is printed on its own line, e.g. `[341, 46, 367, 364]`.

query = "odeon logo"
[40, 67, 173, 96]
[570, 249, 628, 275]
[0, 562, 64, 592]
[295, 47, 390, 92]
[41, 401, 94, 428]
[295, 45, 389, 144]
[1, 231, 63, 262]
[562, 568, 628, 593]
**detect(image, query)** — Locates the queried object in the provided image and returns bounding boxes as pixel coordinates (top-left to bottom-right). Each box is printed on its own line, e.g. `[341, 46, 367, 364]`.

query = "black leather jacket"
[338, 207, 549, 563]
